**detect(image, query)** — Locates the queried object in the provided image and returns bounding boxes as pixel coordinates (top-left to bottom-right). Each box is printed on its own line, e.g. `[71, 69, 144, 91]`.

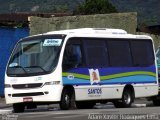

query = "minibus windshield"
[7, 35, 65, 77]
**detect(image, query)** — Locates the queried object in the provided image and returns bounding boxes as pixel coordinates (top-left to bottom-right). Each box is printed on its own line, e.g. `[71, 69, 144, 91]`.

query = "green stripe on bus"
[100, 71, 156, 80]
[62, 72, 90, 79]
[62, 71, 156, 80]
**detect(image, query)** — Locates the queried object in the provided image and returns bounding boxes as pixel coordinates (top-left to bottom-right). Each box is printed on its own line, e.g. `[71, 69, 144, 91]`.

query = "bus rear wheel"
[113, 89, 134, 108]
[13, 103, 25, 113]
[60, 88, 75, 110]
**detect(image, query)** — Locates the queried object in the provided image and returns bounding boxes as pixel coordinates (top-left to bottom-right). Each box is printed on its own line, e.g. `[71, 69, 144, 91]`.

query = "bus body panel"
[5, 85, 63, 104]
[133, 84, 158, 98]
[5, 67, 63, 104]
[62, 66, 158, 101]
[74, 84, 158, 101]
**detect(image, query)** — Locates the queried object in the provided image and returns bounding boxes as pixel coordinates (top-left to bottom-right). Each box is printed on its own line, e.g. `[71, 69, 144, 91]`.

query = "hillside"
[0, 0, 84, 13]
[0, 0, 159, 25]
[109, 0, 160, 25]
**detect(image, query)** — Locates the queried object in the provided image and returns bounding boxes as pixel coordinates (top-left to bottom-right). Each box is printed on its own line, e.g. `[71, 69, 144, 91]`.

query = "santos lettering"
[88, 88, 102, 94]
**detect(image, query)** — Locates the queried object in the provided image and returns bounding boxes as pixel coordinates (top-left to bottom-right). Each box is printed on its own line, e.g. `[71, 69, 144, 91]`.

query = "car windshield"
[7, 35, 65, 76]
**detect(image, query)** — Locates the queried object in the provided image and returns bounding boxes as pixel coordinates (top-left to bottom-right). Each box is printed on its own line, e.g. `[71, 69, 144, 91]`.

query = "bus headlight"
[5, 84, 11, 88]
[44, 81, 60, 86]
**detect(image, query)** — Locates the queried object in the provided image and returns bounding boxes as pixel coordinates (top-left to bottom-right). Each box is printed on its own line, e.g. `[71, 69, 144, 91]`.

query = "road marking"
[23, 114, 51, 118]
[95, 103, 147, 108]
[132, 104, 146, 107]
[53, 114, 87, 119]
[0, 109, 12, 114]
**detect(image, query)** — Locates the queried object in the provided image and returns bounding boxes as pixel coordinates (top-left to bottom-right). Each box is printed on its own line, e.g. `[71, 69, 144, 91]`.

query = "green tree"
[55, 5, 69, 13]
[140, 16, 158, 27]
[74, 0, 117, 15]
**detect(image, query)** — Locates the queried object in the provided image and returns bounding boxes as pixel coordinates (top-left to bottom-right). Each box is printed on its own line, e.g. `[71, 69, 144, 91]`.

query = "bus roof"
[27, 28, 152, 40]
[46, 28, 127, 35]
[45, 28, 152, 40]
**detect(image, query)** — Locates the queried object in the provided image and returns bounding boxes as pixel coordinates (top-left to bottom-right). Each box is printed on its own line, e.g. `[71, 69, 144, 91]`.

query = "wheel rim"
[124, 92, 131, 104]
[65, 94, 70, 105]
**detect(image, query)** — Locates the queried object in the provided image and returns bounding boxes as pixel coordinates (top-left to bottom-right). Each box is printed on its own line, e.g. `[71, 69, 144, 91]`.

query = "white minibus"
[5, 28, 158, 112]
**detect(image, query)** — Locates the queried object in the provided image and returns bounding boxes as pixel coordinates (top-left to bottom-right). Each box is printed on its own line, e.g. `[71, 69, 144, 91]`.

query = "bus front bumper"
[5, 85, 63, 104]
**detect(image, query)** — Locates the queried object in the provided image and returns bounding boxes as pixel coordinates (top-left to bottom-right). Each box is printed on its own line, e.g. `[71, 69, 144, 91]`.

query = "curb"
[0, 98, 11, 109]
[132, 104, 146, 107]
[0, 105, 12, 109]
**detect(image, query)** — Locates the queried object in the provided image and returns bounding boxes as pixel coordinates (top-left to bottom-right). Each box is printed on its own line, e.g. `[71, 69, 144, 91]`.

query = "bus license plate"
[23, 97, 33, 102]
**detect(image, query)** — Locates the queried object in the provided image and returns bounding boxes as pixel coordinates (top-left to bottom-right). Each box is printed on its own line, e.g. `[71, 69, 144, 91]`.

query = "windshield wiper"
[14, 66, 28, 73]
[27, 66, 48, 73]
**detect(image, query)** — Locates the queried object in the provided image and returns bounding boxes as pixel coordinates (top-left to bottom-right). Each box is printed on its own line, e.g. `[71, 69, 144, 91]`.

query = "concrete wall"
[29, 12, 160, 49]
[29, 12, 137, 35]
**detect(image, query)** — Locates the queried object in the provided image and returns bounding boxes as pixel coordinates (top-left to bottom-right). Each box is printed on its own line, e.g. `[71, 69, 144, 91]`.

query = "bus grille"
[12, 92, 44, 97]
[12, 83, 43, 89]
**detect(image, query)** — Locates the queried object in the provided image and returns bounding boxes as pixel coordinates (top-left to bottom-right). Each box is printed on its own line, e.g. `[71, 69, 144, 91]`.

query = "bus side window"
[63, 44, 82, 71]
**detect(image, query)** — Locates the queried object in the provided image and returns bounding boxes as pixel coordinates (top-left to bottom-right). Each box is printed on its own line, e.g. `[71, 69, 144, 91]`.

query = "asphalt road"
[0, 99, 160, 120]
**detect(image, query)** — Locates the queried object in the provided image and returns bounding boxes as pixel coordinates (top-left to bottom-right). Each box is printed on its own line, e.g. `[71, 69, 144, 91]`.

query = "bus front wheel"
[13, 103, 25, 113]
[60, 88, 75, 110]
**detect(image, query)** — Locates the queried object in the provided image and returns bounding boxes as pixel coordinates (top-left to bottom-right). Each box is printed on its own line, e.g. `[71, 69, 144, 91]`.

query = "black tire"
[76, 101, 95, 109]
[113, 89, 134, 108]
[60, 88, 75, 110]
[153, 100, 160, 106]
[13, 103, 25, 113]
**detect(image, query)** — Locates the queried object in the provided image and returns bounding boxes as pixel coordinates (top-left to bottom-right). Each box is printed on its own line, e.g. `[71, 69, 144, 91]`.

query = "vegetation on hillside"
[0, 0, 159, 25]
[109, 0, 160, 26]
[73, 0, 117, 15]
[0, 0, 84, 13]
